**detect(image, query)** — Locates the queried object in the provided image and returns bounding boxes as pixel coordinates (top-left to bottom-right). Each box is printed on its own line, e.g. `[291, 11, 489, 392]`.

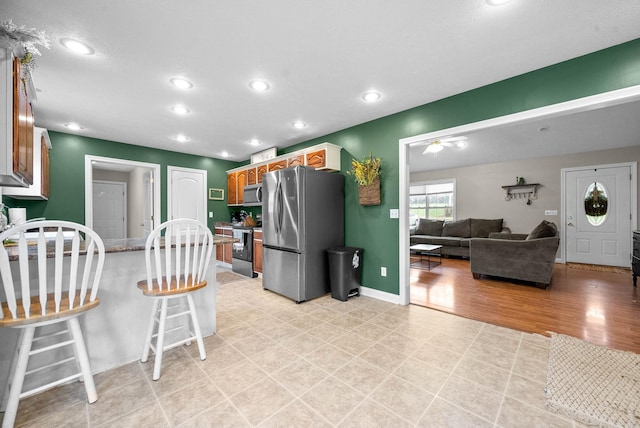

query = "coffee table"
[410, 244, 443, 270]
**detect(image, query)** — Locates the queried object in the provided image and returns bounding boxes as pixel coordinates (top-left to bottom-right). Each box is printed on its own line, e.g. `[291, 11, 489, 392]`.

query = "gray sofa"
[469, 220, 560, 288]
[410, 218, 506, 258]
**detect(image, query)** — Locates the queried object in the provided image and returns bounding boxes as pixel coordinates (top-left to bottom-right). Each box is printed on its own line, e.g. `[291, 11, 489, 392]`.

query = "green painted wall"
[7, 132, 239, 230]
[279, 38, 640, 295]
[5, 38, 640, 296]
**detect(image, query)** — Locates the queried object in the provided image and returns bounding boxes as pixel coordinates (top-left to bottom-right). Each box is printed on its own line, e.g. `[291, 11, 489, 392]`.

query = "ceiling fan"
[418, 136, 468, 154]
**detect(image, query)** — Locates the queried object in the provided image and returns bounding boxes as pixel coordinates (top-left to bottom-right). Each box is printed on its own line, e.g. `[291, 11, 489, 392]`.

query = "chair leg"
[2, 327, 35, 428]
[67, 318, 97, 404]
[186, 294, 206, 361]
[141, 298, 160, 363]
[0, 329, 24, 413]
[152, 298, 169, 381]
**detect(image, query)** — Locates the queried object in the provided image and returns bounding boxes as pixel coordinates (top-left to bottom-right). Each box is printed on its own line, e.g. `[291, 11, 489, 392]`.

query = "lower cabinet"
[253, 230, 263, 274]
[215, 227, 233, 264]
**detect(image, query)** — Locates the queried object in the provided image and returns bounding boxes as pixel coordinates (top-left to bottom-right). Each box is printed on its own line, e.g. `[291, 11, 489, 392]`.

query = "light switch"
[545, 210, 558, 216]
[209, 211, 214, 218]
[390, 209, 399, 218]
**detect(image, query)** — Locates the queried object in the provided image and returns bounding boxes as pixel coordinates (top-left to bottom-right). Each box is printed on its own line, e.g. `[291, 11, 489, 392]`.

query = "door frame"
[561, 162, 637, 265]
[398, 84, 640, 306]
[85, 155, 161, 233]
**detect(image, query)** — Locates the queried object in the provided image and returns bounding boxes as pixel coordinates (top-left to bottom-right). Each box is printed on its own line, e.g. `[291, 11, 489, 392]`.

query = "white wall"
[128, 167, 145, 238]
[410, 146, 640, 234]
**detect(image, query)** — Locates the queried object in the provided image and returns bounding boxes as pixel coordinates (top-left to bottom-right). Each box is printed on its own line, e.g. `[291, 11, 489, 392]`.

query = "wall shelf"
[501, 183, 540, 201]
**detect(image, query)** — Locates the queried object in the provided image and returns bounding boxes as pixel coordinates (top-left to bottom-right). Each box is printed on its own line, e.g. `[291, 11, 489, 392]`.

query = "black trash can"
[327, 247, 363, 301]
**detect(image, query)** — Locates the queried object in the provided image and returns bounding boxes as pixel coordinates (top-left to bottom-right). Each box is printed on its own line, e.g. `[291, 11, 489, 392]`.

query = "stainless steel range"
[231, 225, 257, 277]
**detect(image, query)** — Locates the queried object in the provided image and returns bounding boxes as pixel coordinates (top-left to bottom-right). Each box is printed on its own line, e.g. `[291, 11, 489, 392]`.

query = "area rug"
[545, 333, 640, 427]
[216, 271, 247, 285]
[566, 263, 629, 274]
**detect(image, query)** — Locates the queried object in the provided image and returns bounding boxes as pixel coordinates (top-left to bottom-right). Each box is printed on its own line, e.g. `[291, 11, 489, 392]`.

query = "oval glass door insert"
[584, 181, 608, 226]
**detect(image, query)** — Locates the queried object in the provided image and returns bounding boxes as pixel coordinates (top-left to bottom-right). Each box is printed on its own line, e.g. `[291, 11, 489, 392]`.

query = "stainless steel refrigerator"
[262, 166, 344, 302]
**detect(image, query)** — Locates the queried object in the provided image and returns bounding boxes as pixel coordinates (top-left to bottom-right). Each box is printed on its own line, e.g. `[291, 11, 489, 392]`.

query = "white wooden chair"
[0, 221, 105, 428]
[137, 219, 214, 380]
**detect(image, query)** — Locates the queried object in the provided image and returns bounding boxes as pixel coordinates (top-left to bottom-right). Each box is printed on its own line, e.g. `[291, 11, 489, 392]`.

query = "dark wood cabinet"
[12, 57, 34, 185]
[632, 230, 639, 286]
[215, 227, 233, 265]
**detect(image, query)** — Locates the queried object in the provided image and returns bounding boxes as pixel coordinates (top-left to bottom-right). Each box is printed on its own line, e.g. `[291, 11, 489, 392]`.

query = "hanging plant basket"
[359, 178, 381, 206]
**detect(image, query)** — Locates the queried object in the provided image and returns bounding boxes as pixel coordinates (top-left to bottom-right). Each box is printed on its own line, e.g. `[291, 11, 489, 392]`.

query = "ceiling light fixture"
[486, 0, 513, 5]
[293, 121, 307, 129]
[424, 141, 444, 154]
[175, 134, 189, 143]
[249, 139, 261, 146]
[362, 91, 381, 102]
[171, 105, 190, 115]
[60, 38, 95, 55]
[170, 77, 193, 89]
[221, 151, 230, 158]
[64, 122, 83, 131]
[249, 80, 270, 91]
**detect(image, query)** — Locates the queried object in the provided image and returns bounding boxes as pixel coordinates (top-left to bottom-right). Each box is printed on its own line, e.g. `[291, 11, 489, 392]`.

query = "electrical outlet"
[545, 210, 558, 216]
[390, 209, 399, 219]
[381, 267, 387, 277]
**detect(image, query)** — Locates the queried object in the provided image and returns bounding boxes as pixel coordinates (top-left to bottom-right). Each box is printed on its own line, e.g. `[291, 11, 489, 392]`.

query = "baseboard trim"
[360, 286, 401, 305]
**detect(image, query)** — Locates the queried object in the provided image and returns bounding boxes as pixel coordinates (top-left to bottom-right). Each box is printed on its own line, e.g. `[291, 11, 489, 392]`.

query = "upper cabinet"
[226, 142, 341, 206]
[0, 47, 36, 188]
[3, 127, 51, 199]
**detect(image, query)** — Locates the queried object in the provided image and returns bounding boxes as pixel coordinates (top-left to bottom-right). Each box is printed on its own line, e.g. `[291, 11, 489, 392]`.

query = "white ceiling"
[2, 1, 640, 163]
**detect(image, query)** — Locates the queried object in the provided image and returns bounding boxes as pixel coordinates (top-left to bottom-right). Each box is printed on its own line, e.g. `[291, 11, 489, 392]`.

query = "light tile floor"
[4, 274, 584, 427]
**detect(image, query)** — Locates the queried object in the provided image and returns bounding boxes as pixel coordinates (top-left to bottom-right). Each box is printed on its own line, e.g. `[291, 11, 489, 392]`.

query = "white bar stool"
[0, 221, 105, 428]
[137, 219, 214, 380]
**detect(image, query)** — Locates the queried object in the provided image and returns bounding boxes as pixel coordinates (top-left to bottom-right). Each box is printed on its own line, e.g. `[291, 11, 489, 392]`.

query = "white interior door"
[93, 180, 127, 239]
[565, 165, 633, 267]
[168, 166, 207, 226]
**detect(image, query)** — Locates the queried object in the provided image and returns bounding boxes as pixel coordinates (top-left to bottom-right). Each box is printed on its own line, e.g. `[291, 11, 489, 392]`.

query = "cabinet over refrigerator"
[262, 166, 344, 302]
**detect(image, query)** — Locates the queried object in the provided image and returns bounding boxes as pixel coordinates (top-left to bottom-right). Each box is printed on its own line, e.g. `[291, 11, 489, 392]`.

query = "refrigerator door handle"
[275, 181, 283, 235]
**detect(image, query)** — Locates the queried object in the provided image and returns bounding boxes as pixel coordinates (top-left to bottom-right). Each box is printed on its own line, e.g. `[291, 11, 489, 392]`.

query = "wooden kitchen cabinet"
[237, 169, 247, 205]
[257, 165, 267, 183]
[288, 155, 304, 167]
[215, 227, 233, 264]
[227, 171, 237, 205]
[247, 167, 257, 185]
[253, 229, 263, 274]
[4, 127, 51, 199]
[268, 159, 287, 172]
[13, 57, 34, 186]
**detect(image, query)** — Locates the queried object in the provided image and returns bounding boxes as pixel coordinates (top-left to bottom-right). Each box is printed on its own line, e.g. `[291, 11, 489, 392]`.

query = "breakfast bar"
[0, 234, 235, 401]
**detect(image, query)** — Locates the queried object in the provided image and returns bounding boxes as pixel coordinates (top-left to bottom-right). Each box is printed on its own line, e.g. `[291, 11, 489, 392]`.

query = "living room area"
[404, 90, 640, 356]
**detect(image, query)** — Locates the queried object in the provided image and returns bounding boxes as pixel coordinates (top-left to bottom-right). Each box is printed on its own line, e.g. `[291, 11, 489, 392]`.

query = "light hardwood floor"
[410, 258, 640, 354]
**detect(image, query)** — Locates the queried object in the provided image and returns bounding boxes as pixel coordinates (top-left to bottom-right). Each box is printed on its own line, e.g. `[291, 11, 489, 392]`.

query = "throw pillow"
[415, 219, 444, 236]
[526, 220, 558, 240]
[470, 219, 503, 238]
[442, 218, 471, 238]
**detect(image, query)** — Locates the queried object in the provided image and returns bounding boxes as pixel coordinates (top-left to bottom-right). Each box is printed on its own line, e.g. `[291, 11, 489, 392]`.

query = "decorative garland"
[0, 19, 50, 79]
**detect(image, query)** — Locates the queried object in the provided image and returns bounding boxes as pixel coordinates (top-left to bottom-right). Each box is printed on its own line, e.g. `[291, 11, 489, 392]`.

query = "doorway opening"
[84, 155, 161, 239]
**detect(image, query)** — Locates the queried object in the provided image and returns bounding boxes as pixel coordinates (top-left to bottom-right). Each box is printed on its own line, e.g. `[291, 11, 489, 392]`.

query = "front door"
[167, 166, 207, 226]
[565, 164, 634, 267]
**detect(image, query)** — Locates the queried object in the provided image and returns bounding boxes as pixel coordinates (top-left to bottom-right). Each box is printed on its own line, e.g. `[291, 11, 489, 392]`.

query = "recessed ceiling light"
[64, 122, 83, 131]
[60, 38, 95, 55]
[171, 105, 190, 115]
[175, 134, 189, 143]
[170, 77, 193, 89]
[292, 121, 307, 129]
[249, 80, 270, 91]
[221, 151, 230, 158]
[486, 0, 513, 5]
[249, 139, 261, 146]
[362, 91, 381, 102]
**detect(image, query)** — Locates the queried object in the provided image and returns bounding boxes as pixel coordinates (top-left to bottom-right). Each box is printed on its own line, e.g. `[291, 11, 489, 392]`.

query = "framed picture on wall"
[208, 188, 224, 200]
